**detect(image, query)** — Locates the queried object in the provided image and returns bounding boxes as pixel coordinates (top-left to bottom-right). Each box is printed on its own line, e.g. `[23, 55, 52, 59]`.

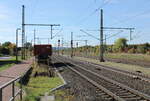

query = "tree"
[1, 42, 16, 55]
[137, 43, 150, 54]
[113, 38, 128, 52]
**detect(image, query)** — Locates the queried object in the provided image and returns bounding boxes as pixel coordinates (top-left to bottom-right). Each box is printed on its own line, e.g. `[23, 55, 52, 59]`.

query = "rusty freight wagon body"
[34, 44, 52, 63]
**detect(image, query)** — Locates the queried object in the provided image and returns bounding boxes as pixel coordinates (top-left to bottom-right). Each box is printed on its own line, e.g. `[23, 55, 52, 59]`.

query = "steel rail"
[53, 56, 125, 101]
[62, 55, 150, 83]
[55, 55, 150, 101]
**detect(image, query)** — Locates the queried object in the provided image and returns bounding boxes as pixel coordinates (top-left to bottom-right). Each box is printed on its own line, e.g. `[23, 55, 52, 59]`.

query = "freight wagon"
[34, 44, 52, 64]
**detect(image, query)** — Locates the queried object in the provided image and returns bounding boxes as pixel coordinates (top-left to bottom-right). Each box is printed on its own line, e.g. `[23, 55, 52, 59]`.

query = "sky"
[0, 0, 150, 47]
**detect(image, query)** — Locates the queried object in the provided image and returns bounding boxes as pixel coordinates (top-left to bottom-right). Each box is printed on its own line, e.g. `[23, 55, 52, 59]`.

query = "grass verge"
[74, 56, 150, 76]
[21, 63, 64, 101]
[105, 53, 150, 62]
[0, 63, 15, 71]
[0, 56, 21, 71]
[23, 77, 63, 101]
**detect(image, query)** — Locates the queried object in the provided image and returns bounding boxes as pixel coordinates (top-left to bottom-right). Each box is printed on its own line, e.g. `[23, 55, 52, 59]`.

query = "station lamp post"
[16, 28, 21, 63]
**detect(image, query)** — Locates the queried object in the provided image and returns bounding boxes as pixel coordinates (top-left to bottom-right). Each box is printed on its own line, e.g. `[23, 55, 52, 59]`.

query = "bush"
[137, 45, 147, 54]
[146, 50, 150, 55]
[113, 38, 128, 52]
[128, 48, 136, 53]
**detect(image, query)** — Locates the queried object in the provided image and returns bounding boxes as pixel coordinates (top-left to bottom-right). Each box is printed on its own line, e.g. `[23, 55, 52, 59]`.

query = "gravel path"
[0, 58, 33, 101]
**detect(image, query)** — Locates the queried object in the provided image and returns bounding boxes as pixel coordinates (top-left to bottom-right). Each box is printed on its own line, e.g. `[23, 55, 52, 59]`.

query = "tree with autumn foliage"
[0, 42, 16, 55]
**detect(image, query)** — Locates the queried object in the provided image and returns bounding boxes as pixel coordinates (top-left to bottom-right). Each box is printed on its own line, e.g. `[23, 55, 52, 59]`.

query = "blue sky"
[0, 0, 150, 47]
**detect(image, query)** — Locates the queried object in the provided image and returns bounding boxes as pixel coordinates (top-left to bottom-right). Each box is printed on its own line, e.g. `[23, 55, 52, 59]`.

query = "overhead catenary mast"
[21, 5, 60, 59]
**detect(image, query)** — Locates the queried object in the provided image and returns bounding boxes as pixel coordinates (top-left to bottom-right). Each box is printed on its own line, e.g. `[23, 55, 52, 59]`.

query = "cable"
[52, 28, 63, 39]
[76, 0, 112, 25]
[80, 29, 124, 41]
[109, 6, 150, 26]
[105, 30, 123, 40]
[80, 29, 100, 40]
[130, 31, 142, 41]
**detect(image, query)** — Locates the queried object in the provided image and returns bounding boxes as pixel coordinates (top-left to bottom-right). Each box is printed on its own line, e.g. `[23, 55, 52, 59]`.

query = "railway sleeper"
[96, 93, 115, 100]
[117, 92, 133, 96]
[101, 97, 115, 101]
[96, 90, 105, 93]
[96, 97, 115, 101]
[123, 97, 143, 101]
[104, 83, 119, 87]
[108, 88, 126, 92]
[96, 92, 107, 96]
[113, 88, 127, 92]
[101, 94, 111, 98]
[119, 94, 137, 98]
[55, 56, 150, 101]
[106, 86, 121, 89]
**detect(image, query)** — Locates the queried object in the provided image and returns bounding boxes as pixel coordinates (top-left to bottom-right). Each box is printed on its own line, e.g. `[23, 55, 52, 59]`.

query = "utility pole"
[51, 25, 53, 39]
[61, 37, 64, 55]
[104, 34, 107, 53]
[100, 9, 105, 62]
[71, 32, 73, 57]
[105, 34, 107, 45]
[22, 5, 25, 60]
[130, 29, 133, 40]
[34, 29, 36, 46]
[73, 40, 88, 56]
[30, 40, 33, 56]
[48, 38, 50, 44]
[49, 25, 60, 39]
[21, 5, 60, 59]
[85, 40, 88, 56]
[25, 36, 28, 59]
[76, 42, 78, 56]
[76, 42, 78, 48]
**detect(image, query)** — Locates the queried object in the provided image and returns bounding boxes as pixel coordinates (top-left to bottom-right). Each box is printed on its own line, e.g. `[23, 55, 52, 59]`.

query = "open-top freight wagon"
[34, 44, 52, 64]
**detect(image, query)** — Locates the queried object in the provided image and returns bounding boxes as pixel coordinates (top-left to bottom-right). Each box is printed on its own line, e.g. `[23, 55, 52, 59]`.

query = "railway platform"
[0, 58, 33, 101]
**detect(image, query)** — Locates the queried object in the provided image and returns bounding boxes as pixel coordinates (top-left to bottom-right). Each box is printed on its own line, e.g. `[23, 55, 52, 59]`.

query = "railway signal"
[71, 32, 73, 58]
[58, 40, 60, 55]
[73, 40, 88, 56]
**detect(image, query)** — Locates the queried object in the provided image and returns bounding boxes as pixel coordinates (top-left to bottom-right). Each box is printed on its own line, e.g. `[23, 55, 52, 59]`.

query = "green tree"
[113, 38, 128, 52]
[1, 42, 16, 55]
[137, 43, 150, 54]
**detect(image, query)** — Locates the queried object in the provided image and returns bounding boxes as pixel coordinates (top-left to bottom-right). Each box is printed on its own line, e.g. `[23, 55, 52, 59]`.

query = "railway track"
[53, 55, 150, 101]
[60, 55, 150, 83]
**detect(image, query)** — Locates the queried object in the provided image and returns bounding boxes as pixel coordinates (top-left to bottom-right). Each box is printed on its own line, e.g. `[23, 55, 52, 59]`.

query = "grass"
[0, 56, 22, 71]
[73, 52, 150, 62]
[0, 63, 15, 71]
[105, 53, 150, 62]
[51, 90, 74, 101]
[21, 62, 64, 101]
[23, 77, 63, 101]
[74, 56, 150, 76]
